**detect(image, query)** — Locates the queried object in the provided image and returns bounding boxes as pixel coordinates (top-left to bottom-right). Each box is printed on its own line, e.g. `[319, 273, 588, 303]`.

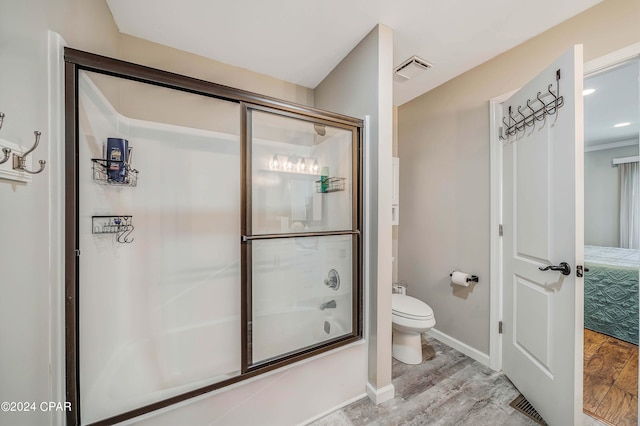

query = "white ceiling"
[106, 0, 603, 106]
[584, 61, 639, 147]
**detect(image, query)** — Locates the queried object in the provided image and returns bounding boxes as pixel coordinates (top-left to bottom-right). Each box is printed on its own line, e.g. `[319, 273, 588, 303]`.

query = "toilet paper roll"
[451, 271, 471, 287]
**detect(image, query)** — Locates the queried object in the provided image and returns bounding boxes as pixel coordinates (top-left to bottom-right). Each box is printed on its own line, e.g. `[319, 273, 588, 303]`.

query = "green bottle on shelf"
[321, 166, 330, 193]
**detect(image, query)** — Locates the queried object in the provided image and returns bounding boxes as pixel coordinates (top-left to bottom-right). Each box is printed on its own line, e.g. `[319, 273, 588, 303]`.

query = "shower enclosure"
[64, 49, 363, 425]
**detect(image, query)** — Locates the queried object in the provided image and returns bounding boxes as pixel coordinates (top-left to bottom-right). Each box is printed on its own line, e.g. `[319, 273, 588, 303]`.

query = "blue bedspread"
[584, 245, 639, 345]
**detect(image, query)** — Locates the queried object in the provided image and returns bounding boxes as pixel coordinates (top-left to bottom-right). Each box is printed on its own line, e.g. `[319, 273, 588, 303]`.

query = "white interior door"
[501, 45, 584, 426]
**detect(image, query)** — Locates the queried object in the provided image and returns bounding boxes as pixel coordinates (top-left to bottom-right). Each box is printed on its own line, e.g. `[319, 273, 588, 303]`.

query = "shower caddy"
[90, 144, 138, 243]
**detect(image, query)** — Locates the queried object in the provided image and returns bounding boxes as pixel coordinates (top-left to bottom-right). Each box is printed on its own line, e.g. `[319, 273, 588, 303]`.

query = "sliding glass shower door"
[66, 48, 362, 425]
[76, 70, 242, 424]
[246, 108, 360, 366]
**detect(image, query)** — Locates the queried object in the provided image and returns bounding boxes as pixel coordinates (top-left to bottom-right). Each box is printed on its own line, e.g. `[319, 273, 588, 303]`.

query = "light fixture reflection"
[268, 154, 320, 175]
[270, 154, 280, 169]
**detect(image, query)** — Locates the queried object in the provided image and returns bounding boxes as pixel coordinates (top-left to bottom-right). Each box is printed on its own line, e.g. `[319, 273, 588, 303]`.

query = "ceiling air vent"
[394, 56, 432, 81]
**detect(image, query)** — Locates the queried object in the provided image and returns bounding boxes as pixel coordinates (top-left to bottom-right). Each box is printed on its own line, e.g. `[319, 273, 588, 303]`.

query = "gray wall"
[398, 0, 640, 355]
[315, 24, 394, 394]
[585, 143, 639, 247]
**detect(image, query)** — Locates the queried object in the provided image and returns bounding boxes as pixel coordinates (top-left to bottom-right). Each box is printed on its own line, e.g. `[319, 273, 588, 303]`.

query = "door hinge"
[499, 321, 503, 334]
[576, 265, 584, 278]
[74, 249, 81, 257]
[499, 224, 503, 237]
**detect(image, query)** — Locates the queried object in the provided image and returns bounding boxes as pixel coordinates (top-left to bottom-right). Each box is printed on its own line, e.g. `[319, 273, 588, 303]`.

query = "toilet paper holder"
[450, 272, 479, 283]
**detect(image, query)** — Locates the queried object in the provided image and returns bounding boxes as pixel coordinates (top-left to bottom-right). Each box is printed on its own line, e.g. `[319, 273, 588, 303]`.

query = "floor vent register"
[510, 394, 548, 426]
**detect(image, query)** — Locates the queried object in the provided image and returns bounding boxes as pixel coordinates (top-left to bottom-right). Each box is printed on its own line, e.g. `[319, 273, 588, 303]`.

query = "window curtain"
[619, 161, 639, 249]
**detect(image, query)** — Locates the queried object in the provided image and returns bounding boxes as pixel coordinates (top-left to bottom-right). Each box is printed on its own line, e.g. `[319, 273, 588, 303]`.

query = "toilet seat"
[392, 294, 434, 321]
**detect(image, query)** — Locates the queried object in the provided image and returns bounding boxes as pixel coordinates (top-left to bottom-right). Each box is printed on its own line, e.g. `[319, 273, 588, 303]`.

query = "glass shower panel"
[77, 70, 241, 423]
[250, 234, 354, 364]
[251, 110, 354, 235]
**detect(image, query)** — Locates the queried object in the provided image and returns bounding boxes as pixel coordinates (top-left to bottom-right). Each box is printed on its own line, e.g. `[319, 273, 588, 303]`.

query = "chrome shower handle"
[324, 269, 340, 290]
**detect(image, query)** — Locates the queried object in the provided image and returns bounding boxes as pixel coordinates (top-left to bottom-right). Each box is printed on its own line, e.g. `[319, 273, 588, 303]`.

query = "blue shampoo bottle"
[106, 138, 128, 182]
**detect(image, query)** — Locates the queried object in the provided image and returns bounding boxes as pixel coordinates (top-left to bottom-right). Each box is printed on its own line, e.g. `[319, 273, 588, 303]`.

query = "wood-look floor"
[584, 329, 638, 426]
[311, 336, 605, 426]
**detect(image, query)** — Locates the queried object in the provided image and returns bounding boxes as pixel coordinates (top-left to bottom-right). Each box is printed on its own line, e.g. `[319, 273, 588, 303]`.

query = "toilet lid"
[392, 294, 434, 320]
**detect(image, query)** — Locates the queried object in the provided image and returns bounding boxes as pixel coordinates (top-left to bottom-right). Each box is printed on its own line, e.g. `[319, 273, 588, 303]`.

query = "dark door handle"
[539, 262, 571, 276]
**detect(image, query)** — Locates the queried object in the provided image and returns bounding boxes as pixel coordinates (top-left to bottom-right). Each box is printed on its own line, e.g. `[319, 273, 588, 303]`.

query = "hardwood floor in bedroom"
[584, 329, 638, 426]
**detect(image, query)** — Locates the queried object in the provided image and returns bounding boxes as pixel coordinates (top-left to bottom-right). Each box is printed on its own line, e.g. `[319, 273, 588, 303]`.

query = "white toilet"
[391, 294, 436, 364]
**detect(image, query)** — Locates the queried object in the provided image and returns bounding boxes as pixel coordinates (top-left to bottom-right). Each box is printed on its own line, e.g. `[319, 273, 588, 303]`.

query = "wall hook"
[535, 92, 546, 121]
[117, 224, 135, 244]
[516, 106, 527, 131]
[13, 130, 46, 174]
[0, 148, 10, 165]
[0, 112, 10, 165]
[525, 100, 537, 126]
[546, 84, 558, 115]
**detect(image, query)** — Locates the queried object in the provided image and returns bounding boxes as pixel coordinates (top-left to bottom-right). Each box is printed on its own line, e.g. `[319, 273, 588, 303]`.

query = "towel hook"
[13, 130, 46, 174]
[0, 148, 9, 165]
[525, 100, 537, 126]
[123, 224, 135, 243]
[545, 84, 559, 115]
[507, 106, 518, 137]
[0, 112, 10, 165]
[516, 106, 528, 131]
[500, 116, 511, 140]
[550, 69, 563, 115]
[534, 91, 548, 121]
[117, 224, 134, 244]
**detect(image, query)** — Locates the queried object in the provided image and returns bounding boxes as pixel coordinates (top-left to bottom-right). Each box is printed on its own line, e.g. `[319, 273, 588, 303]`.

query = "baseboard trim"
[366, 382, 395, 405]
[299, 393, 367, 425]
[425, 329, 490, 367]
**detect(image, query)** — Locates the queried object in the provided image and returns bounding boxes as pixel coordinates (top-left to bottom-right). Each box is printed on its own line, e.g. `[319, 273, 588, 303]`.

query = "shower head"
[313, 124, 326, 136]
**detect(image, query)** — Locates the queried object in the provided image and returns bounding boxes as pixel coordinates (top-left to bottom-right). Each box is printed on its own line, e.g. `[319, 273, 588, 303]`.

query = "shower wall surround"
[65, 49, 363, 425]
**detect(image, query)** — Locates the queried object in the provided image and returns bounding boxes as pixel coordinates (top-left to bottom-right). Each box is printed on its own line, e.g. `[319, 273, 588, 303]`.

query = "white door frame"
[489, 41, 640, 371]
[48, 30, 67, 426]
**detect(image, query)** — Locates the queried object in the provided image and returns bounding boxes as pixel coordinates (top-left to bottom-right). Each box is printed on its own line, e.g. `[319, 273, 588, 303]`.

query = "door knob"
[538, 262, 571, 276]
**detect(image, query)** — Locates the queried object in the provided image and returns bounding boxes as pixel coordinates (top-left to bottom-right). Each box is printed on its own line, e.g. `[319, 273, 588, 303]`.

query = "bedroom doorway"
[582, 58, 639, 425]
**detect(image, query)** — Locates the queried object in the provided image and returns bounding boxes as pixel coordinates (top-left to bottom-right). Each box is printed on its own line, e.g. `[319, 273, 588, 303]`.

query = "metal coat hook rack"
[0, 112, 10, 165]
[500, 69, 564, 140]
[13, 130, 46, 174]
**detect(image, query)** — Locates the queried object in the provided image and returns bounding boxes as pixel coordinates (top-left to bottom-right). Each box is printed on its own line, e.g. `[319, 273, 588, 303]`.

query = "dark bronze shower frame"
[64, 48, 363, 426]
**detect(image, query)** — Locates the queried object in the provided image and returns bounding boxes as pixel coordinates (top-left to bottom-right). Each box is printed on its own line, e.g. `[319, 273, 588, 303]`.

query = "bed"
[584, 245, 639, 345]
